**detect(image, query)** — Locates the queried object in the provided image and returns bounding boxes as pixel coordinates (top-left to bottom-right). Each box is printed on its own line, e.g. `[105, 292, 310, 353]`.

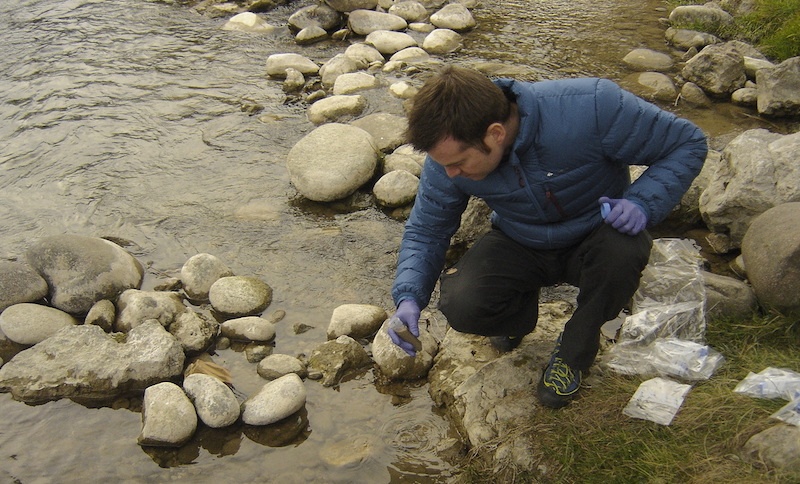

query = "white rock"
[257, 354, 308, 380]
[429, 3, 475, 31]
[208, 276, 273, 317]
[138, 382, 197, 447]
[327, 304, 387, 339]
[350, 112, 407, 153]
[115, 289, 186, 333]
[365, 30, 418, 55]
[348, 9, 408, 35]
[383, 152, 423, 176]
[222, 12, 279, 33]
[422, 28, 462, 54]
[372, 318, 437, 380]
[219, 316, 276, 342]
[332, 72, 381, 95]
[295, 25, 328, 45]
[180, 253, 234, 301]
[388, 80, 419, 99]
[344, 43, 386, 67]
[169, 309, 219, 354]
[374, 170, 420, 207]
[287, 123, 378, 202]
[0, 303, 78, 345]
[389, 47, 430, 63]
[388, 1, 429, 22]
[241, 373, 307, 425]
[319, 53, 361, 88]
[266, 53, 319, 78]
[307, 94, 367, 125]
[183, 373, 240, 428]
[622, 48, 674, 72]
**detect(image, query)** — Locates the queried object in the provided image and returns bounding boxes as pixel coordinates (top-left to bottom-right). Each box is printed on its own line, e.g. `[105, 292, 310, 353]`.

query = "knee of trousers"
[597, 229, 652, 272]
[438, 278, 493, 334]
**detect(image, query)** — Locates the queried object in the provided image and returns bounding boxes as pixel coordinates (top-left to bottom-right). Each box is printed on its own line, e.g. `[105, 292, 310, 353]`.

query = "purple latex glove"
[388, 299, 421, 357]
[599, 196, 648, 235]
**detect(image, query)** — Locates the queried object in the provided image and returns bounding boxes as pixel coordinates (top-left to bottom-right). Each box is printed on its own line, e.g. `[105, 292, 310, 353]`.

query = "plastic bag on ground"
[771, 396, 800, 427]
[734, 367, 800, 400]
[618, 301, 706, 345]
[605, 338, 724, 381]
[623, 377, 692, 425]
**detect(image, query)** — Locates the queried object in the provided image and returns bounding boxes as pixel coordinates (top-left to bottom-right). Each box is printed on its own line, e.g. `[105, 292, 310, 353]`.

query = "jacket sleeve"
[391, 157, 469, 309]
[594, 79, 708, 225]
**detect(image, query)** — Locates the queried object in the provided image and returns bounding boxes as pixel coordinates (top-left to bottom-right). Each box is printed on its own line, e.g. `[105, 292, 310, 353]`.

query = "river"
[0, 0, 786, 482]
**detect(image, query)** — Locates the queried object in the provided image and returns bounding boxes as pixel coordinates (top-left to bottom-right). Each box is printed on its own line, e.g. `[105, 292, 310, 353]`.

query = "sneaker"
[537, 340, 582, 408]
[489, 335, 523, 353]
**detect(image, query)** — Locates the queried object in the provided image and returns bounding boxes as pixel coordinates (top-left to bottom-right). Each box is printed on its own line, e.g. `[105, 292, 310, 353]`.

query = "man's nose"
[444, 166, 460, 178]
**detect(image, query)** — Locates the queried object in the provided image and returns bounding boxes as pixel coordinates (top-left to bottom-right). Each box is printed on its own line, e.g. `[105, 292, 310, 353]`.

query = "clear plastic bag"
[771, 396, 800, 427]
[605, 338, 724, 381]
[623, 377, 692, 426]
[632, 238, 706, 313]
[734, 367, 800, 400]
[618, 301, 706, 345]
[604, 239, 721, 381]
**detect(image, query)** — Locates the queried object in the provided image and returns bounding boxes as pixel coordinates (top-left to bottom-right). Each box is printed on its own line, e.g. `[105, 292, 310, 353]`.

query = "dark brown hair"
[405, 65, 511, 153]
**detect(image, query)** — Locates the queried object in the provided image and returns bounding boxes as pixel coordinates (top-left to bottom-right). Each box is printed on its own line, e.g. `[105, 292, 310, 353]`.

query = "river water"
[0, 0, 787, 482]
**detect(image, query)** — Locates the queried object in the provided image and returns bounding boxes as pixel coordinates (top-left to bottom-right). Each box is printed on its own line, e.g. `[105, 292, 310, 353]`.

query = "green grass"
[458, 314, 800, 483]
[668, 0, 800, 61]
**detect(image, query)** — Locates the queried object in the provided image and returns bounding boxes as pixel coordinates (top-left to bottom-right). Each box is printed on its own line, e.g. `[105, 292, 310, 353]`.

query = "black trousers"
[438, 224, 653, 371]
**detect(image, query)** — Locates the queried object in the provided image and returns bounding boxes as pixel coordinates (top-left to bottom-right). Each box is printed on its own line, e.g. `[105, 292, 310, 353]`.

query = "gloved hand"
[387, 299, 421, 357]
[599, 196, 648, 235]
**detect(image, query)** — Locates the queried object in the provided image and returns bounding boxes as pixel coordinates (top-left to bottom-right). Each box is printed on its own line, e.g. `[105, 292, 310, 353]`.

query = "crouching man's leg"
[537, 224, 652, 408]
[439, 229, 549, 352]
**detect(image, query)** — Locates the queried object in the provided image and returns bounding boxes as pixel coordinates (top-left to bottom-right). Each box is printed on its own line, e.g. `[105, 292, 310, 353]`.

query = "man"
[387, 65, 707, 408]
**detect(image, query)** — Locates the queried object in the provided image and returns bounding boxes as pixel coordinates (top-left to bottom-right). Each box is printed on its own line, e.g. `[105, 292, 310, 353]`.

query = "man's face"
[427, 135, 504, 181]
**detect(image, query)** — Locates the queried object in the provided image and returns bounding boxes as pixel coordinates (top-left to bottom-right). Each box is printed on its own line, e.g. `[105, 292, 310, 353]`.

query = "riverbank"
[1, 0, 798, 482]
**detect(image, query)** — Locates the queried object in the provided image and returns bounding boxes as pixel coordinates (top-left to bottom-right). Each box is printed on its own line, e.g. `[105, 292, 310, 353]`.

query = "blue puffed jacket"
[392, 77, 708, 309]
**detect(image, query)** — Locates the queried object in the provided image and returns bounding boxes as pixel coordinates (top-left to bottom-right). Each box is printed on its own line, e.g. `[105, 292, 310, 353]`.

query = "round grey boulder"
[0, 303, 78, 345]
[373, 170, 419, 207]
[422, 28, 462, 55]
[138, 382, 197, 447]
[183, 373, 240, 428]
[84, 299, 116, 332]
[0, 261, 48, 312]
[266, 53, 319, 78]
[288, 3, 341, 32]
[327, 303, 387, 340]
[429, 3, 475, 31]
[257, 354, 308, 380]
[622, 48, 674, 72]
[741, 202, 800, 315]
[241, 373, 307, 426]
[219, 316, 276, 342]
[209, 276, 273, 317]
[287, 123, 378, 202]
[114, 289, 187, 333]
[25, 235, 144, 315]
[180, 253, 234, 302]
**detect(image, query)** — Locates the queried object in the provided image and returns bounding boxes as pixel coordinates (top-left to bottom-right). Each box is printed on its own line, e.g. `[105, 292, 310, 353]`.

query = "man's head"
[406, 66, 516, 181]
[406, 65, 512, 153]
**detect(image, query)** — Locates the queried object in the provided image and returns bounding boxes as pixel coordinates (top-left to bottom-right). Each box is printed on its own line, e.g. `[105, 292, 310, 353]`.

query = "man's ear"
[484, 122, 506, 148]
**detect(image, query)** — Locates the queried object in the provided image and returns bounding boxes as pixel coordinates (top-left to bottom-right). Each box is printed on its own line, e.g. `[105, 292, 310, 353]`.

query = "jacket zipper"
[546, 188, 568, 219]
[513, 165, 525, 187]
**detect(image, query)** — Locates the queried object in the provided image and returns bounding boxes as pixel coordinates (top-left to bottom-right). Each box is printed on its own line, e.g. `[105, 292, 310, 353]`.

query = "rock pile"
[619, 3, 800, 116]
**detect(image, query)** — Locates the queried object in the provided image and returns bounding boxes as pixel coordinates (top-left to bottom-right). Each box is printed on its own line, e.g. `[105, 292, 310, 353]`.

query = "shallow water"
[0, 0, 791, 482]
